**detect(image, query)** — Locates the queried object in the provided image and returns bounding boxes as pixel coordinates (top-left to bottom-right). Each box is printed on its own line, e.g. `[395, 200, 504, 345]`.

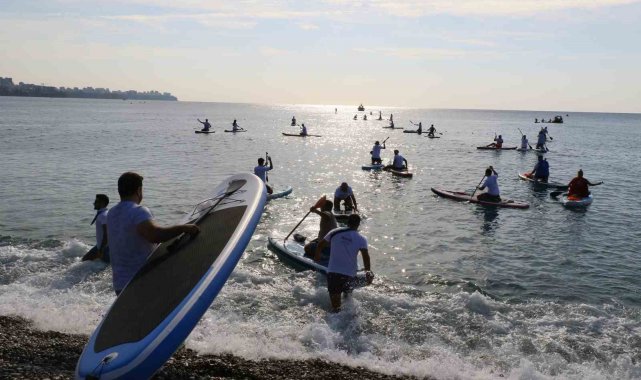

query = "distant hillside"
[0, 77, 177, 101]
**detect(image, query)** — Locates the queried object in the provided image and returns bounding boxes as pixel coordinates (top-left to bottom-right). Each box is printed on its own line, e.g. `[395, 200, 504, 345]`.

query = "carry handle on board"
[166, 179, 246, 253]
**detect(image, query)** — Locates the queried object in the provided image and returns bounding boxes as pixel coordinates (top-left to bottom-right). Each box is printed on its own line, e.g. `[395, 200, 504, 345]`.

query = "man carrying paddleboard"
[107, 172, 199, 295]
[567, 169, 602, 199]
[82, 194, 110, 262]
[370, 140, 386, 164]
[314, 214, 373, 312]
[197, 118, 211, 131]
[303, 199, 338, 265]
[528, 155, 550, 182]
[254, 156, 274, 194]
[334, 182, 358, 212]
[477, 166, 501, 202]
[385, 149, 408, 171]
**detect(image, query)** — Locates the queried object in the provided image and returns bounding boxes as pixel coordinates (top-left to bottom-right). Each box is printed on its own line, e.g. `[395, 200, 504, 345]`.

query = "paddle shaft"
[265, 152, 269, 182]
[518, 128, 533, 149]
[468, 175, 486, 202]
[284, 210, 312, 243]
[551, 181, 602, 198]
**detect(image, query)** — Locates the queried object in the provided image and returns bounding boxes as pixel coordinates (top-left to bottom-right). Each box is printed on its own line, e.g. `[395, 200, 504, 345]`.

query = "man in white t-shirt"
[477, 166, 501, 202]
[384, 149, 408, 171]
[107, 172, 199, 295]
[82, 193, 110, 262]
[333, 182, 358, 212]
[254, 156, 273, 194]
[314, 214, 373, 312]
[370, 140, 386, 164]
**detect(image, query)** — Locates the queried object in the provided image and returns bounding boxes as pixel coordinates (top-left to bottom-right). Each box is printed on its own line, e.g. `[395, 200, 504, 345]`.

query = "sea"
[1, 96, 640, 379]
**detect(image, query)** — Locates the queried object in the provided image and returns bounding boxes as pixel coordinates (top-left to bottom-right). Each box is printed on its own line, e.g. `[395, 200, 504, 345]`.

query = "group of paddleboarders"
[369, 140, 409, 171]
[196, 118, 245, 132]
[409, 121, 438, 136]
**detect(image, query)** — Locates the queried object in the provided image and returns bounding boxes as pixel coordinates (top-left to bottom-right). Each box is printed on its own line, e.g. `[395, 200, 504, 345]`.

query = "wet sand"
[0, 316, 421, 379]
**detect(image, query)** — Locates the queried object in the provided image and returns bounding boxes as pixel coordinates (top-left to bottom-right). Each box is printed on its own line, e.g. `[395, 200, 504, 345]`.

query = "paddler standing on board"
[384, 149, 408, 171]
[567, 169, 602, 199]
[303, 198, 338, 265]
[314, 214, 374, 313]
[333, 182, 358, 212]
[477, 166, 501, 202]
[370, 140, 386, 164]
[107, 172, 199, 295]
[536, 129, 547, 150]
[254, 155, 274, 194]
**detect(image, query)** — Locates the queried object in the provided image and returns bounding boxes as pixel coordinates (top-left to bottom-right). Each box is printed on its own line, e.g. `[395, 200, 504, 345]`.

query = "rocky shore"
[0, 316, 419, 379]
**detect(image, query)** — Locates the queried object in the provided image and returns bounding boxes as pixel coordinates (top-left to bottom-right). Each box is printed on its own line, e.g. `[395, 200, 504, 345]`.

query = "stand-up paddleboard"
[403, 130, 422, 134]
[195, 130, 215, 134]
[431, 187, 529, 209]
[267, 186, 293, 201]
[384, 167, 413, 178]
[224, 129, 247, 133]
[76, 173, 266, 380]
[282, 133, 322, 137]
[267, 237, 369, 287]
[424, 135, 441, 138]
[361, 163, 384, 170]
[518, 172, 567, 189]
[331, 208, 359, 223]
[476, 146, 517, 150]
[382, 126, 404, 129]
[561, 194, 593, 207]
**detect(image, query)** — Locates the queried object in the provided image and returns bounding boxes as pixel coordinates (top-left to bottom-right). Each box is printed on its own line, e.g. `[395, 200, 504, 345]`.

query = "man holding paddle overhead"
[370, 139, 387, 164]
[334, 182, 358, 212]
[314, 214, 373, 313]
[107, 172, 199, 295]
[254, 156, 273, 194]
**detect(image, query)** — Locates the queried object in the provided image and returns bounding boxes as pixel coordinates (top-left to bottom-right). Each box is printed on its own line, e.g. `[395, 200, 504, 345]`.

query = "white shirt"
[482, 175, 500, 196]
[254, 165, 272, 183]
[371, 144, 383, 159]
[393, 154, 405, 168]
[324, 228, 368, 277]
[521, 138, 528, 149]
[107, 201, 155, 291]
[95, 208, 108, 247]
[334, 186, 353, 200]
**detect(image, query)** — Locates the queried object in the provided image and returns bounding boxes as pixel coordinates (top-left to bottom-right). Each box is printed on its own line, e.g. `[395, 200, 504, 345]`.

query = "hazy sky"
[1, 0, 640, 112]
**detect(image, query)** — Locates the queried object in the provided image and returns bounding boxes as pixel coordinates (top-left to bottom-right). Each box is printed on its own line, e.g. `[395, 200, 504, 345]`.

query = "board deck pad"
[95, 205, 246, 351]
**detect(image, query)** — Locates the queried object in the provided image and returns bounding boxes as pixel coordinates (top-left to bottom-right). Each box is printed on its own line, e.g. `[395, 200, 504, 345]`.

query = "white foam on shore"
[1, 241, 640, 379]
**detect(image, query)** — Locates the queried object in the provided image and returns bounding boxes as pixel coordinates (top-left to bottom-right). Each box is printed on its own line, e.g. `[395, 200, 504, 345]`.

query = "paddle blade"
[313, 195, 327, 208]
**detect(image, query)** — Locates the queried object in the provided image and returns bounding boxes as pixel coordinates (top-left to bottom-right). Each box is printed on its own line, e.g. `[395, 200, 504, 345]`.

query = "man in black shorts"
[314, 214, 374, 312]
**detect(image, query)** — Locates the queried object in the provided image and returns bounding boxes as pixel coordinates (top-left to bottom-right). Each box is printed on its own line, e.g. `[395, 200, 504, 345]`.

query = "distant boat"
[357, 104, 365, 111]
[552, 116, 564, 123]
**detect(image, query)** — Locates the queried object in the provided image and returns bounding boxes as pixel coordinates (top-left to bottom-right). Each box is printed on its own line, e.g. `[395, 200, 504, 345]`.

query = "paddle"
[551, 181, 603, 198]
[517, 128, 533, 150]
[265, 152, 269, 182]
[468, 175, 486, 203]
[284, 196, 327, 243]
[166, 179, 246, 253]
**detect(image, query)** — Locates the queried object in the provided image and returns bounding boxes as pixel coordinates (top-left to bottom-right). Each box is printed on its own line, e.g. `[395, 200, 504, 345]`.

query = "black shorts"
[327, 272, 357, 294]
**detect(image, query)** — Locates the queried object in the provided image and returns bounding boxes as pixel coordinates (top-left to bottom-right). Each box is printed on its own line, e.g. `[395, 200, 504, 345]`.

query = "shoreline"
[0, 315, 420, 379]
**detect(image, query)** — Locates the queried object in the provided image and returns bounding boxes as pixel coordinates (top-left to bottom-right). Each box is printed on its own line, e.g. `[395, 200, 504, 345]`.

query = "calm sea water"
[1, 97, 640, 379]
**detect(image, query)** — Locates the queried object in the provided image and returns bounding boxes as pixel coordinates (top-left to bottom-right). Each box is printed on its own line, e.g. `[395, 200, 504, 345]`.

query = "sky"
[1, 0, 640, 112]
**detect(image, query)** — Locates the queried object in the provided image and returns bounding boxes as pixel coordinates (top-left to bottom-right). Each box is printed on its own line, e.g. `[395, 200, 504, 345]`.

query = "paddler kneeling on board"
[370, 140, 386, 164]
[410, 121, 423, 134]
[197, 118, 211, 132]
[107, 172, 199, 295]
[527, 155, 549, 182]
[485, 134, 503, 148]
[567, 169, 602, 199]
[82, 194, 110, 262]
[334, 182, 358, 212]
[384, 149, 408, 171]
[520, 135, 529, 150]
[291, 116, 296, 126]
[314, 214, 374, 313]
[254, 156, 274, 194]
[477, 166, 501, 202]
[232, 119, 242, 132]
[303, 199, 338, 266]
[300, 123, 308, 136]
[427, 124, 437, 137]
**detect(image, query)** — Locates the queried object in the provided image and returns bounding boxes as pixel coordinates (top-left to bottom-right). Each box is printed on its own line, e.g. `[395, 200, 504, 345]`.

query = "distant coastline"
[0, 76, 177, 101]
